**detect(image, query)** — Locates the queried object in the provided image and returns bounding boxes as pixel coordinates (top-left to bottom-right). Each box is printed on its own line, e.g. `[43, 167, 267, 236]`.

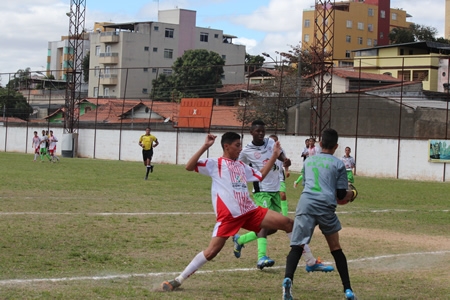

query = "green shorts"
[279, 181, 286, 193]
[253, 191, 281, 213]
[40, 148, 48, 155]
[346, 170, 354, 183]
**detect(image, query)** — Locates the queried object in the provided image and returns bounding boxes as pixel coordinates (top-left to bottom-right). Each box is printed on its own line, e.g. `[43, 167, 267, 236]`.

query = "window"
[95, 46, 101, 56]
[346, 35, 351, 43]
[153, 47, 158, 52]
[392, 13, 397, 20]
[103, 87, 110, 96]
[346, 20, 352, 28]
[358, 37, 363, 45]
[325, 83, 331, 93]
[380, 32, 384, 39]
[165, 28, 174, 38]
[357, 22, 364, 30]
[413, 70, 429, 81]
[304, 34, 310, 42]
[94, 66, 100, 77]
[164, 49, 173, 59]
[93, 87, 98, 97]
[214, 33, 219, 38]
[154, 26, 159, 31]
[374, 39, 377, 46]
[304, 19, 310, 28]
[398, 71, 411, 81]
[380, 10, 386, 18]
[142, 88, 148, 94]
[163, 69, 172, 75]
[367, 38, 372, 46]
[104, 66, 110, 74]
[152, 68, 157, 73]
[368, 8, 374, 16]
[345, 50, 351, 58]
[105, 45, 111, 53]
[368, 24, 373, 32]
[143, 68, 148, 72]
[144, 46, 149, 51]
[200, 32, 209, 42]
[222, 54, 226, 60]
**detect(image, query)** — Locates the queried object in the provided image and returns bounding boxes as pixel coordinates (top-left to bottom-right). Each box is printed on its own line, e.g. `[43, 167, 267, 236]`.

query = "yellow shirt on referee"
[139, 134, 158, 150]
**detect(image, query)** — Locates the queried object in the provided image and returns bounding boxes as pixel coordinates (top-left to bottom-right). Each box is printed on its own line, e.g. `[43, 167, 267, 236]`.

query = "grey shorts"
[290, 213, 342, 246]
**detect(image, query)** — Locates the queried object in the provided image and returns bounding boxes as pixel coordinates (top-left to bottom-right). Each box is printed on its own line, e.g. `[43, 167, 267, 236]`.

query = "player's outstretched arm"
[260, 141, 281, 179]
[185, 134, 216, 171]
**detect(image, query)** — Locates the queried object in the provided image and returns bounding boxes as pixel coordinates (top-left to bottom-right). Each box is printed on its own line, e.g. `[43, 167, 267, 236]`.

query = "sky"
[0, 0, 446, 84]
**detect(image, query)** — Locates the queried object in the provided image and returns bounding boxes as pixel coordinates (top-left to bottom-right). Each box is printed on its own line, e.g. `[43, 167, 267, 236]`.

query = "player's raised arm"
[186, 134, 217, 171]
[259, 141, 281, 179]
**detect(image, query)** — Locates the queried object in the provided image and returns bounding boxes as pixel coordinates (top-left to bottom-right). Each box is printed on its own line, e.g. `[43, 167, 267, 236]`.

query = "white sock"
[178, 251, 208, 283]
[302, 244, 317, 266]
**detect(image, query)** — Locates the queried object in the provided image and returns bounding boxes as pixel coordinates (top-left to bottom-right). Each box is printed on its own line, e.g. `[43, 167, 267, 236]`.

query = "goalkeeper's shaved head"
[321, 128, 338, 150]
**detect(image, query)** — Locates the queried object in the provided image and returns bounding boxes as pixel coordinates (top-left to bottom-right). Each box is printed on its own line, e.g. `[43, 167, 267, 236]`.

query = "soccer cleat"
[257, 255, 275, 270]
[232, 234, 244, 258]
[150, 165, 154, 173]
[305, 257, 334, 273]
[161, 279, 181, 292]
[345, 289, 357, 300]
[282, 277, 293, 300]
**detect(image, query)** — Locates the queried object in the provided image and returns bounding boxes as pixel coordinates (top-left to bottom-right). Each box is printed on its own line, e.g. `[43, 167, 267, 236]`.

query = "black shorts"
[142, 149, 154, 161]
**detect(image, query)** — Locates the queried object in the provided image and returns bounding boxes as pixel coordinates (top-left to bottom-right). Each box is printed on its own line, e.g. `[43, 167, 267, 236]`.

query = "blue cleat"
[282, 277, 293, 300]
[305, 258, 334, 273]
[345, 289, 358, 300]
[232, 234, 244, 258]
[257, 255, 275, 270]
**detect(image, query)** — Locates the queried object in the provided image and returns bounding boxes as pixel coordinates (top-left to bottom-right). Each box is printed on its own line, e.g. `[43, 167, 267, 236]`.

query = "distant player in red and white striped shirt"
[161, 132, 293, 292]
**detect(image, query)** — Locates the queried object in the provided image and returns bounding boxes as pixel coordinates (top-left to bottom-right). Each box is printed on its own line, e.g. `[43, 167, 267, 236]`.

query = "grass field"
[0, 152, 449, 299]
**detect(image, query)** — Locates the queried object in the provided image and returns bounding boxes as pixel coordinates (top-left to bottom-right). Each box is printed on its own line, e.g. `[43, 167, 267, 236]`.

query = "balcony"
[100, 32, 120, 43]
[99, 74, 118, 85]
[99, 52, 119, 64]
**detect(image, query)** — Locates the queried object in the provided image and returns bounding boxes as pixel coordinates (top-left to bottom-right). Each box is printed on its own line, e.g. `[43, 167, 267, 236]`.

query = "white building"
[88, 8, 246, 99]
[47, 35, 90, 93]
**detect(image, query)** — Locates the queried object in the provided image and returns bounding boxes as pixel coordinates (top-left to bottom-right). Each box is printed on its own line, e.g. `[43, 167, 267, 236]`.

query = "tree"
[389, 24, 439, 44]
[245, 53, 265, 73]
[0, 87, 33, 120]
[6, 68, 31, 90]
[151, 49, 225, 102]
[82, 51, 90, 83]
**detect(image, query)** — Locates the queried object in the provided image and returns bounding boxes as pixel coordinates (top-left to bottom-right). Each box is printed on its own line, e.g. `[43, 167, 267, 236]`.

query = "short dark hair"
[221, 132, 241, 149]
[251, 120, 265, 130]
[321, 128, 338, 149]
[269, 134, 278, 141]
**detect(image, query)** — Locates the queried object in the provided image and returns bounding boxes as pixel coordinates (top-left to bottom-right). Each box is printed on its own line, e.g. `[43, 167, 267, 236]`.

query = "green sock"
[281, 200, 289, 217]
[237, 231, 258, 245]
[257, 237, 267, 260]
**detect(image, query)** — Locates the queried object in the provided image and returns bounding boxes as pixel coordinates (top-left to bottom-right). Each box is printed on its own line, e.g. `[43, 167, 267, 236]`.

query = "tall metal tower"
[310, 0, 334, 140]
[64, 0, 86, 134]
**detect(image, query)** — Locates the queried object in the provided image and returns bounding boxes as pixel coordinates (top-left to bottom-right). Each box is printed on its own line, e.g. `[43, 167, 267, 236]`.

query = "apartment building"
[47, 34, 90, 93]
[302, 0, 412, 66]
[88, 8, 246, 99]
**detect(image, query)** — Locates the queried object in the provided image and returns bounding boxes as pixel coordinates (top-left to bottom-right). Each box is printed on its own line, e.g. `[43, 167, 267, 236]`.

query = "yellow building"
[353, 41, 450, 92]
[302, 0, 412, 67]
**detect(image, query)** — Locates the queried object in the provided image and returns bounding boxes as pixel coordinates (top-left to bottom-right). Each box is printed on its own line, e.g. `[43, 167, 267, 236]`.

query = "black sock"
[146, 166, 150, 176]
[285, 245, 303, 281]
[331, 249, 351, 292]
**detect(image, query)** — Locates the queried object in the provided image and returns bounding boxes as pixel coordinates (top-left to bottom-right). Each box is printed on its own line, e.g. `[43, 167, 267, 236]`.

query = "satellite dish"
[164, 117, 170, 123]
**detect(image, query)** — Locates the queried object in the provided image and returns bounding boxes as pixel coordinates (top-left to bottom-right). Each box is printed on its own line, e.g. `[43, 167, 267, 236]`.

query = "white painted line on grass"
[0, 250, 448, 286]
[0, 209, 448, 216]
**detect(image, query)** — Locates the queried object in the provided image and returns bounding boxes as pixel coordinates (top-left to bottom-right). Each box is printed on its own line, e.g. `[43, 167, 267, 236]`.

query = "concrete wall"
[1, 125, 449, 182]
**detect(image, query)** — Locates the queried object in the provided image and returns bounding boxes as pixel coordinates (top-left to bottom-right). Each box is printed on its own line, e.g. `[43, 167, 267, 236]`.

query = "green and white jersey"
[298, 153, 348, 215]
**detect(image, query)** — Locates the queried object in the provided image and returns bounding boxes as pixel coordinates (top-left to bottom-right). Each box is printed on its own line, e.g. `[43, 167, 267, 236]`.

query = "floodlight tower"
[310, 0, 334, 140]
[62, 0, 86, 157]
[64, 0, 86, 134]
